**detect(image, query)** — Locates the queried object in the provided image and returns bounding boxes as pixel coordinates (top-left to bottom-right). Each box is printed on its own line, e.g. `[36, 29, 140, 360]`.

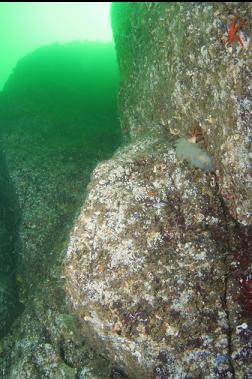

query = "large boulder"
[66, 136, 251, 378]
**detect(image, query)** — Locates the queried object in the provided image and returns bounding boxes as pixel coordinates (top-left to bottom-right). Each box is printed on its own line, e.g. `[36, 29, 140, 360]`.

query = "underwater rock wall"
[0, 42, 121, 378]
[0, 150, 21, 337]
[65, 3, 252, 379]
[112, 2, 252, 227]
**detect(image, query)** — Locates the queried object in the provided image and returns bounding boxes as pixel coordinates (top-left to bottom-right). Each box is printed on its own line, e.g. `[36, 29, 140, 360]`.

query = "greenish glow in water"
[0, 7, 121, 340]
[2, 40, 121, 158]
[0, 2, 112, 90]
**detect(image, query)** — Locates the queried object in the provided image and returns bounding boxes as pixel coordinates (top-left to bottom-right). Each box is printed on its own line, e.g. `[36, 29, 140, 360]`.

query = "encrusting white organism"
[175, 137, 214, 171]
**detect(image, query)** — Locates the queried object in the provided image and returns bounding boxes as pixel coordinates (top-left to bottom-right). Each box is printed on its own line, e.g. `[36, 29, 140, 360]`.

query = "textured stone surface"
[0, 150, 21, 337]
[65, 3, 252, 378]
[112, 2, 252, 226]
[65, 137, 240, 378]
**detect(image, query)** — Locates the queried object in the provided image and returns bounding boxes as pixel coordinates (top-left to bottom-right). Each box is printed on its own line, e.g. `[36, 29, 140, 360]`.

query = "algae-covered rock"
[112, 2, 252, 226]
[0, 150, 21, 337]
[66, 135, 252, 377]
[65, 2, 252, 378]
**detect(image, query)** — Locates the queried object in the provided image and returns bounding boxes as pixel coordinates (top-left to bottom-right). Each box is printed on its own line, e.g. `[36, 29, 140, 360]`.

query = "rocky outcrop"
[65, 3, 252, 378]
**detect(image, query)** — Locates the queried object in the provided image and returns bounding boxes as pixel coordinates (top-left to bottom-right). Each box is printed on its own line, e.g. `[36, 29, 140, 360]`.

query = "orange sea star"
[225, 17, 245, 47]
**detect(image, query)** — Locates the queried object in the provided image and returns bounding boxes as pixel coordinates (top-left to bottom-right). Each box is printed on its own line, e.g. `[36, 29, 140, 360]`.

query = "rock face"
[65, 3, 252, 379]
[0, 150, 21, 337]
[0, 42, 121, 378]
[113, 2, 251, 227]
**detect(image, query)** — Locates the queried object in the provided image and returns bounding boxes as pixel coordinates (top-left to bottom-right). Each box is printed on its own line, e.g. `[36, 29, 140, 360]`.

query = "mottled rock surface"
[0, 150, 21, 337]
[112, 2, 252, 226]
[65, 3, 252, 379]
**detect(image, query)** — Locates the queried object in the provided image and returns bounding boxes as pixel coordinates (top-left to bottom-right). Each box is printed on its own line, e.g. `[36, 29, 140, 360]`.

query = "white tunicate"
[175, 138, 214, 171]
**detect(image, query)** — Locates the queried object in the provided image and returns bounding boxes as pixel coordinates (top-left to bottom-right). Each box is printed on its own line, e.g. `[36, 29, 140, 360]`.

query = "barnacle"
[187, 126, 204, 144]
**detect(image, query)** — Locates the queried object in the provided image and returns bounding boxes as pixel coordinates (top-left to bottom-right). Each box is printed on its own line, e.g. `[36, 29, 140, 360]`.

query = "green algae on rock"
[65, 2, 252, 378]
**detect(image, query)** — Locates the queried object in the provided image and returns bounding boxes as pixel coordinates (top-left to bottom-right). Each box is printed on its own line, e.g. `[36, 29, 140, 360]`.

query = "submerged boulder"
[65, 136, 248, 378]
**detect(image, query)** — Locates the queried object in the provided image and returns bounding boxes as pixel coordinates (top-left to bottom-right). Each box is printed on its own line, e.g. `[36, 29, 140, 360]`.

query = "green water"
[0, 37, 122, 379]
[2, 41, 121, 151]
[0, 3, 127, 377]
